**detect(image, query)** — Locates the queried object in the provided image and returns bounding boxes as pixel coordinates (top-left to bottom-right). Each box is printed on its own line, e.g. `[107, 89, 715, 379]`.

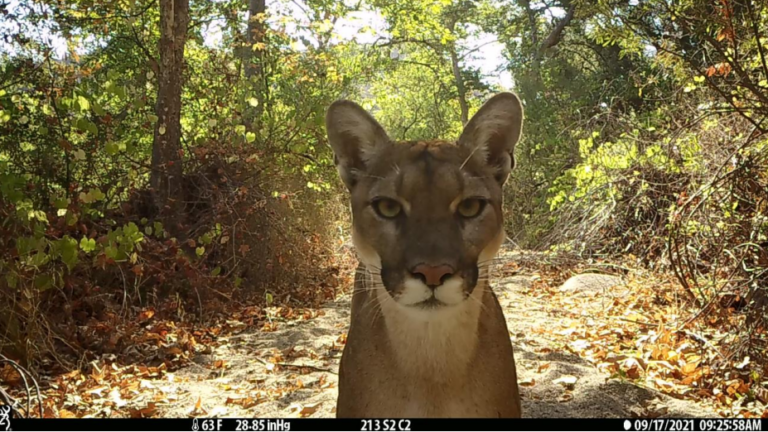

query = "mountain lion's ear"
[458, 92, 524, 185]
[326, 100, 391, 190]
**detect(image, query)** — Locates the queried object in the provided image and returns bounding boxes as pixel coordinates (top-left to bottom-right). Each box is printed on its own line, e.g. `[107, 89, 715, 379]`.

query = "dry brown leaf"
[626, 364, 642, 380]
[129, 403, 157, 418]
[138, 309, 155, 321]
[537, 363, 551, 373]
[300, 402, 322, 417]
[682, 361, 700, 375]
[59, 409, 77, 418]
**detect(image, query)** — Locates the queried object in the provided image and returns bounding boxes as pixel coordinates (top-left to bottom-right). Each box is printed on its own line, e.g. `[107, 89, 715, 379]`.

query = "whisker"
[477, 257, 506, 266]
[350, 168, 385, 180]
[466, 289, 488, 313]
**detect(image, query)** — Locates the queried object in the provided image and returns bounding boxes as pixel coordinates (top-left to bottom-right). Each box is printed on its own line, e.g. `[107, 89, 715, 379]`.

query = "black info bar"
[3, 417, 765, 431]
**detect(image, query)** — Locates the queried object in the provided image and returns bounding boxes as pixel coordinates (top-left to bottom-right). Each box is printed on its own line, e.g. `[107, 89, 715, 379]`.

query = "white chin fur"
[434, 278, 465, 305]
[397, 277, 465, 307]
[398, 278, 433, 305]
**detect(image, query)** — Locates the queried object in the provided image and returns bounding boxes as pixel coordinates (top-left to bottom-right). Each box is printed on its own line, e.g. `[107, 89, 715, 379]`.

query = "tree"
[151, 0, 190, 230]
[244, 0, 267, 126]
[372, 0, 487, 127]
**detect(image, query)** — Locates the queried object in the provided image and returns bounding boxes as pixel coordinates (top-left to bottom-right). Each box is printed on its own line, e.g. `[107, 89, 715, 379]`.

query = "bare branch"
[539, 3, 576, 53]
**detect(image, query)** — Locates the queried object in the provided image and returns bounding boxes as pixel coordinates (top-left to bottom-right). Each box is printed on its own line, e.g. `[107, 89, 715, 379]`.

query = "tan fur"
[327, 93, 524, 418]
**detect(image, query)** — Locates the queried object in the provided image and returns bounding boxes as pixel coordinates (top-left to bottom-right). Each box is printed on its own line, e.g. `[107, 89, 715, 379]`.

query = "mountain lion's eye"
[457, 198, 485, 218]
[374, 199, 402, 219]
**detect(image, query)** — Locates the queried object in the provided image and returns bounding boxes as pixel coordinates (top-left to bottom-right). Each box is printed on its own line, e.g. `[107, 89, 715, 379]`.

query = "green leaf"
[105, 244, 119, 259]
[6, 273, 17, 289]
[76, 118, 98, 134]
[80, 237, 97, 253]
[54, 197, 70, 209]
[248, 97, 259, 107]
[34, 274, 54, 291]
[92, 100, 106, 116]
[66, 212, 79, 226]
[56, 236, 79, 270]
[195, 246, 205, 257]
[211, 266, 221, 276]
[77, 95, 90, 112]
[245, 132, 256, 143]
[113, 86, 126, 99]
[105, 142, 120, 155]
[81, 188, 105, 203]
[124, 222, 140, 238]
[30, 250, 49, 267]
[16, 237, 35, 256]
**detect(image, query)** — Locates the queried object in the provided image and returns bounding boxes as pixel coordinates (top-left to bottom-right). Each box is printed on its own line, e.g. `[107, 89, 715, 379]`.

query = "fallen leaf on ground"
[59, 409, 77, 418]
[129, 403, 157, 418]
[189, 395, 207, 416]
[300, 402, 322, 417]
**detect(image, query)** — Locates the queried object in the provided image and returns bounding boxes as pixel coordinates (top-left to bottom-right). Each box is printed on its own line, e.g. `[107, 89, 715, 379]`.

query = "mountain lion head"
[326, 93, 523, 314]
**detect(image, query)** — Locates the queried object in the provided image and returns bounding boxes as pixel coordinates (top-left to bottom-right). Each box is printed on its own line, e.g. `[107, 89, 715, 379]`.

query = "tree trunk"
[450, 47, 469, 125]
[244, 0, 266, 125]
[151, 0, 189, 231]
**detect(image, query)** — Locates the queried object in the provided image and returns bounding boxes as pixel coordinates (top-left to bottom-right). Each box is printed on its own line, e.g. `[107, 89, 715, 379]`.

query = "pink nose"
[411, 264, 454, 288]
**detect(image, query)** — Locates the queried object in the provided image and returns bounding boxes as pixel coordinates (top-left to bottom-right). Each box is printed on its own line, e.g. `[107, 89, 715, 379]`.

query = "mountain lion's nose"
[411, 264, 454, 288]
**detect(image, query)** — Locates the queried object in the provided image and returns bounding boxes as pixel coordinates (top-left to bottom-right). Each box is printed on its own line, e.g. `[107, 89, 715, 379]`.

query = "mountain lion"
[326, 93, 523, 418]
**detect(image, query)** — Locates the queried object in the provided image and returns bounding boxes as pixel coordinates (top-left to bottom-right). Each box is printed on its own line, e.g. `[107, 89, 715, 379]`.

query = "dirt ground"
[153, 249, 717, 419]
